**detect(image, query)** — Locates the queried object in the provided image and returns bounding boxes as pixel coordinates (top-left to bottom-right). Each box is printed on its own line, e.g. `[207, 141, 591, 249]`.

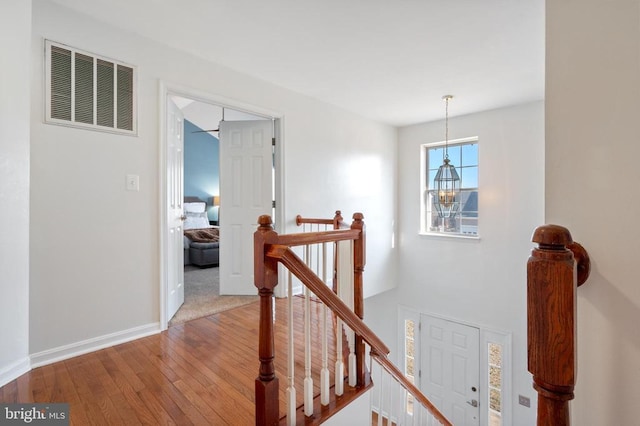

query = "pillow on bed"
[184, 202, 206, 213]
[184, 211, 209, 229]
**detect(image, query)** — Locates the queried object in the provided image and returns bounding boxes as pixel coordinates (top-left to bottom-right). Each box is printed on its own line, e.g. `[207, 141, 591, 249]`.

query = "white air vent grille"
[45, 40, 137, 135]
[50, 46, 72, 121]
[117, 65, 134, 131]
[96, 59, 114, 127]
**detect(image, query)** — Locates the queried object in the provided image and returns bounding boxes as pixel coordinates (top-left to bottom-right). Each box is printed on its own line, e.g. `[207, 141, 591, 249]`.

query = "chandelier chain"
[445, 96, 449, 159]
[442, 94, 453, 160]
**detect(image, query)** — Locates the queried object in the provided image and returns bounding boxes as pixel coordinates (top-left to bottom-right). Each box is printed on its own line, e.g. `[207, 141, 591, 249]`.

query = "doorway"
[398, 307, 511, 426]
[159, 83, 284, 329]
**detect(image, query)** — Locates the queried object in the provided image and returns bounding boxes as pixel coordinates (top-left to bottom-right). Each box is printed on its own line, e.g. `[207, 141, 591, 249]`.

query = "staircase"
[253, 211, 451, 426]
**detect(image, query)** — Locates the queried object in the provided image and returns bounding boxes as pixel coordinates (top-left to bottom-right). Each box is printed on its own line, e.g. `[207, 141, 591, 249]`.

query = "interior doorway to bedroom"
[161, 87, 283, 329]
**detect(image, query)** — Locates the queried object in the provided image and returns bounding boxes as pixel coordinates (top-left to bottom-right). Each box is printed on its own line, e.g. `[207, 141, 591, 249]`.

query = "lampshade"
[212, 196, 220, 207]
[433, 158, 460, 218]
[433, 95, 461, 219]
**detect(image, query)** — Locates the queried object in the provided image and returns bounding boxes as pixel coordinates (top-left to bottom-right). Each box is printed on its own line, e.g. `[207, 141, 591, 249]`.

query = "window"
[483, 331, 512, 426]
[488, 343, 503, 426]
[45, 40, 137, 135]
[403, 318, 416, 415]
[398, 308, 421, 419]
[421, 137, 478, 236]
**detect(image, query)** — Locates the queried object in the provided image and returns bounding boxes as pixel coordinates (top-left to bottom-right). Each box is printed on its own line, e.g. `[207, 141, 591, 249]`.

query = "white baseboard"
[0, 356, 31, 388]
[30, 322, 161, 368]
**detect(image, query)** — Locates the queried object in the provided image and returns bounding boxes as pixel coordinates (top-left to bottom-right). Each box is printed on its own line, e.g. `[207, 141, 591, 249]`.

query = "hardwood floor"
[0, 297, 343, 425]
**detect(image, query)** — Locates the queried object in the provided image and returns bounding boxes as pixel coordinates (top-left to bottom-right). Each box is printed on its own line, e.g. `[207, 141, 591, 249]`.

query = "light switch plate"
[518, 395, 531, 407]
[126, 174, 139, 191]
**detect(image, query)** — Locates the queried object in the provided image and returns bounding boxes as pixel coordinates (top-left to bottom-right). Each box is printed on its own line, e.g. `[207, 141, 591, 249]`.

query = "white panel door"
[166, 98, 185, 319]
[219, 120, 273, 295]
[420, 315, 480, 425]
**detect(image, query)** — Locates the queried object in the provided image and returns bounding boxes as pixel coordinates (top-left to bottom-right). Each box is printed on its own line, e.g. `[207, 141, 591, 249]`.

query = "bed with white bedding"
[183, 197, 219, 266]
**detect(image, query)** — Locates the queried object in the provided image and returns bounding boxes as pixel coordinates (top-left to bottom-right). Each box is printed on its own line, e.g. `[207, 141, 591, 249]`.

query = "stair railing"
[369, 351, 452, 425]
[527, 224, 591, 426]
[255, 213, 451, 426]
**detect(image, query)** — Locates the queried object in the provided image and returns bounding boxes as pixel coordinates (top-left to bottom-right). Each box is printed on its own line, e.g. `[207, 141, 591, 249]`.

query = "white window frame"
[481, 330, 512, 426]
[398, 309, 421, 420]
[44, 39, 138, 136]
[420, 136, 479, 239]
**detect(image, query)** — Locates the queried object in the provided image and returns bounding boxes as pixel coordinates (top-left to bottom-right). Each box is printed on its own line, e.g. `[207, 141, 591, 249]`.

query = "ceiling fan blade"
[191, 128, 219, 133]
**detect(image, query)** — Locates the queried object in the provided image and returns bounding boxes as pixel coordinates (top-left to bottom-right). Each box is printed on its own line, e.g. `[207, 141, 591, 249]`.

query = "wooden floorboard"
[0, 297, 352, 425]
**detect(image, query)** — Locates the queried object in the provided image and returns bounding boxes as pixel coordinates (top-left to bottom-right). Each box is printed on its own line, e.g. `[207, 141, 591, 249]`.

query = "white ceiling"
[51, 0, 545, 127]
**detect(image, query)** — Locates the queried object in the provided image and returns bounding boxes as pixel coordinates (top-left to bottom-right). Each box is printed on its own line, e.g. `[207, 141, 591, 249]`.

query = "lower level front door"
[420, 314, 480, 425]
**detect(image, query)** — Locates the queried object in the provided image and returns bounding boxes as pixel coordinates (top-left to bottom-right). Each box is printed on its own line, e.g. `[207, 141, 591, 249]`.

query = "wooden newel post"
[333, 210, 344, 230]
[331, 211, 344, 294]
[351, 213, 367, 386]
[254, 215, 280, 426]
[527, 224, 590, 426]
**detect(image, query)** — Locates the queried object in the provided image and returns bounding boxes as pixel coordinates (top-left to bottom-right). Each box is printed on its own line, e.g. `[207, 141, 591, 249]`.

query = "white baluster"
[404, 390, 416, 425]
[403, 392, 408, 426]
[377, 362, 383, 426]
[334, 241, 345, 396]
[348, 327, 357, 387]
[334, 317, 344, 396]
[388, 374, 394, 426]
[413, 403, 419, 426]
[303, 245, 313, 416]
[348, 241, 357, 388]
[336, 239, 357, 388]
[320, 242, 330, 406]
[404, 389, 413, 424]
[368, 353, 374, 426]
[320, 303, 330, 406]
[304, 285, 313, 416]
[286, 271, 296, 426]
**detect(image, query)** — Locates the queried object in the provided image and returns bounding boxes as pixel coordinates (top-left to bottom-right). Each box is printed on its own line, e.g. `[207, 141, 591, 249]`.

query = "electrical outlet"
[518, 395, 531, 407]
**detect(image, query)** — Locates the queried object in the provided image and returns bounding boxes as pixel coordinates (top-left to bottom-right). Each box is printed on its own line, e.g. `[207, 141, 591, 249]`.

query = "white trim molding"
[0, 357, 31, 388]
[158, 80, 287, 326]
[30, 322, 160, 368]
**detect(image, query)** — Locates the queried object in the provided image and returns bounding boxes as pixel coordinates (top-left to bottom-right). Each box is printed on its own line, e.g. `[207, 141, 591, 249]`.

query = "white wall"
[366, 101, 544, 426]
[0, 0, 32, 387]
[28, 0, 396, 358]
[322, 388, 372, 426]
[546, 1, 640, 424]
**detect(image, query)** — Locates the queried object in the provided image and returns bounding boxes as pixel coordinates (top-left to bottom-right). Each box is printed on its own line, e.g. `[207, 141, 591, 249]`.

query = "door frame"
[397, 305, 513, 426]
[158, 81, 286, 329]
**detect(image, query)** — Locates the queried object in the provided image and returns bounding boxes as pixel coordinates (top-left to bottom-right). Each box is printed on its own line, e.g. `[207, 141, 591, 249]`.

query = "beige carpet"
[169, 265, 259, 326]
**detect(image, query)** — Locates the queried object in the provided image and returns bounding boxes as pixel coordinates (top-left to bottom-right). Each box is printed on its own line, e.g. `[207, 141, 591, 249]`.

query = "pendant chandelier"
[433, 95, 460, 218]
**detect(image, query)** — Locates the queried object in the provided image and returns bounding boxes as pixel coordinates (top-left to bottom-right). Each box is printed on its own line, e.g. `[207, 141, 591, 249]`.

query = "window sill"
[419, 231, 481, 241]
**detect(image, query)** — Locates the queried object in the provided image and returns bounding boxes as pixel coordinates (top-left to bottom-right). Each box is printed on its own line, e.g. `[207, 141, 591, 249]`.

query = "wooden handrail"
[296, 216, 334, 225]
[372, 354, 453, 426]
[527, 224, 590, 426]
[275, 229, 360, 247]
[296, 210, 345, 229]
[267, 244, 389, 354]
